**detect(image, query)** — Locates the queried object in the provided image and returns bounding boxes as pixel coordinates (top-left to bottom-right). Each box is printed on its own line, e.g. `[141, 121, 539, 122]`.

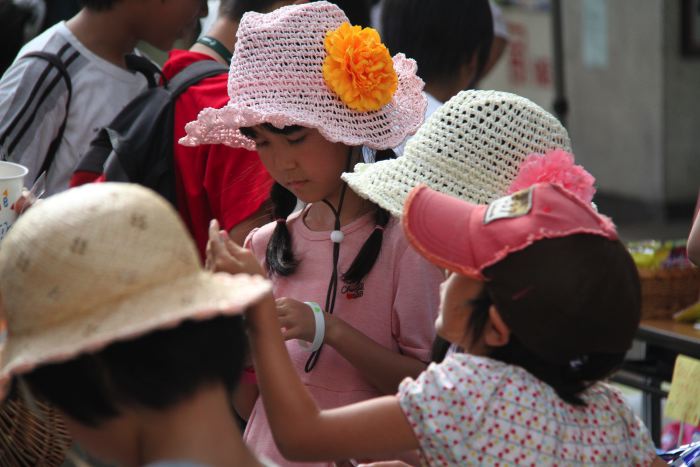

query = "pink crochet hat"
[180, 1, 426, 150]
[403, 183, 618, 280]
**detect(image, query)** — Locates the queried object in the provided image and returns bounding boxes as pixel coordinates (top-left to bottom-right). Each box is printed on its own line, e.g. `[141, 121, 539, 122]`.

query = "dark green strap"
[196, 36, 232, 64]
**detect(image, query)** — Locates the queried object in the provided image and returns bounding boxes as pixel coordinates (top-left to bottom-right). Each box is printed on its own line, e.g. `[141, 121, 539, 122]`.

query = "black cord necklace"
[304, 150, 353, 372]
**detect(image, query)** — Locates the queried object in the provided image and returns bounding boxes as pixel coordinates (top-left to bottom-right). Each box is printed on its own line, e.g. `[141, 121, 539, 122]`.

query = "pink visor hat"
[403, 183, 618, 279]
[179, 2, 426, 151]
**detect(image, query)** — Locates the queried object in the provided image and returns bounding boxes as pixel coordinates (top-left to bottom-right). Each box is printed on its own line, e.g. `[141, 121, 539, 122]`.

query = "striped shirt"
[0, 22, 147, 194]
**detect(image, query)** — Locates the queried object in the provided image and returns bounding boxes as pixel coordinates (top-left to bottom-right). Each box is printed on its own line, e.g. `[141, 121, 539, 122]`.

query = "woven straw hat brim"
[343, 154, 515, 219]
[0, 272, 270, 385]
[343, 157, 424, 217]
[180, 53, 426, 151]
[343, 89, 572, 216]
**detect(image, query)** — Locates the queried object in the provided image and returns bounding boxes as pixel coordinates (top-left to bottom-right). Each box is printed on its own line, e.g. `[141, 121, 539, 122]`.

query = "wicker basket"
[0, 391, 71, 467]
[639, 266, 700, 320]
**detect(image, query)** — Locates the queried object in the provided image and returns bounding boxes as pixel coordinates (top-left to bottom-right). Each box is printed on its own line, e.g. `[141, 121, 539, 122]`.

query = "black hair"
[465, 288, 625, 406]
[221, 0, 290, 22]
[240, 124, 394, 283]
[462, 235, 641, 406]
[24, 315, 248, 427]
[312, 0, 372, 28]
[0, 0, 33, 75]
[381, 0, 494, 87]
[77, 0, 118, 11]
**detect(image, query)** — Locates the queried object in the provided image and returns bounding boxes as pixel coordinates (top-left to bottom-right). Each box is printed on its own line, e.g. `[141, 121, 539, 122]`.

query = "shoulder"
[246, 223, 273, 258]
[162, 49, 213, 79]
[399, 354, 511, 400]
[379, 216, 411, 257]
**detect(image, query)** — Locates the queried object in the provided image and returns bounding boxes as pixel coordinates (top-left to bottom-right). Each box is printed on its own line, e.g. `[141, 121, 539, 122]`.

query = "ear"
[483, 306, 510, 348]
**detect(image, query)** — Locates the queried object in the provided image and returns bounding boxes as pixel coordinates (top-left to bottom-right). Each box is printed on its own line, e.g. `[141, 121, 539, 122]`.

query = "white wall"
[563, 0, 665, 203]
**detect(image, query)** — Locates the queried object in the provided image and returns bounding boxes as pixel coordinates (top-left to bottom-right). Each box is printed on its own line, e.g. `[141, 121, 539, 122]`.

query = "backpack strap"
[167, 60, 229, 98]
[124, 54, 163, 88]
[138, 60, 229, 202]
[21, 51, 72, 183]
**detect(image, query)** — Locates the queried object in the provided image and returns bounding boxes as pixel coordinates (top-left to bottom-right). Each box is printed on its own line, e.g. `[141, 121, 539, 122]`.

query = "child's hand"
[205, 219, 265, 276]
[15, 188, 41, 215]
[276, 297, 318, 343]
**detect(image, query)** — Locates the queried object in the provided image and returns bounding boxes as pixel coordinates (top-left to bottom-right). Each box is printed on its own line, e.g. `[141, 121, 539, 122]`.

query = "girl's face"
[248, 125, 351, 204]
[437, 272, 488, 354]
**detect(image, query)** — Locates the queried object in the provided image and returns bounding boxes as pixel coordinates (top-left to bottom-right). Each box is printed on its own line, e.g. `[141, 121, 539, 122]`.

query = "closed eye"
[288, 135, 307, 145]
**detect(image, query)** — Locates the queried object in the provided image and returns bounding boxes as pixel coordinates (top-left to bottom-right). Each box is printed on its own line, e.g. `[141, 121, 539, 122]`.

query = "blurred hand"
[15, 188, 39, 215]
[205, 219, 265, 276]
[276, 297, 317, 342]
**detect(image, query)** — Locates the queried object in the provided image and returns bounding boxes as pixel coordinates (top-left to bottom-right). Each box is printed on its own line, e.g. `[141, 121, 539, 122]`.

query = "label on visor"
[484, 187, 534, 224]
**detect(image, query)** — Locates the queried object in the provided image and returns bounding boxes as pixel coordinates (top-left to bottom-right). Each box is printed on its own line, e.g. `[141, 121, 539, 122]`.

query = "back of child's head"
[477, 234, 640, 405]
[314, 0, 372, 27]
[24, 314, 247, 427]
[221, 0, 291, 21]
[381, 0, 493, 87]
[0, 182, 271, 419]
[402, 182, 642, 406]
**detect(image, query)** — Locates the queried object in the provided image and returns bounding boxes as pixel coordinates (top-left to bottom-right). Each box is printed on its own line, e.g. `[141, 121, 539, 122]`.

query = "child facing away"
[0, 0, 205, 195]
[181, 2, 442, 465]
[230, 181, 664, 466]
[0, 182, 274, 467]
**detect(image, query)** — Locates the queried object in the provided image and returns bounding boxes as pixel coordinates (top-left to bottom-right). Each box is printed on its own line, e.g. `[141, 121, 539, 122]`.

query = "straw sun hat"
[342, 90, 572, 217]
[180, 1, 426, 151]
[0, 183, 271, 386]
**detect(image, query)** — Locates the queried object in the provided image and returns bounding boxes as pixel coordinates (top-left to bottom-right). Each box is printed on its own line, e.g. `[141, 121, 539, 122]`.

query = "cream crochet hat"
[0, 183, 271, 385]
[342, 90, 572, 216]
[180, 1, 426, 151]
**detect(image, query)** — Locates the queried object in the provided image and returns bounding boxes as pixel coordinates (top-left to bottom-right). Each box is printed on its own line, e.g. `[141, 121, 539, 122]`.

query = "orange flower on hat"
[323, 22, 398, 112]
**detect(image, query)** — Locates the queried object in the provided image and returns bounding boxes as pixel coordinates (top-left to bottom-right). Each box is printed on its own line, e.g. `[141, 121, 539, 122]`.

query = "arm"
[275, 298, 425, 394]
[247, 294, 420, 462]
[688, 211, 700, 266]
[232, 377, 259, 420]
[324, 315, 426, 394]
[276, 238, 441, 395]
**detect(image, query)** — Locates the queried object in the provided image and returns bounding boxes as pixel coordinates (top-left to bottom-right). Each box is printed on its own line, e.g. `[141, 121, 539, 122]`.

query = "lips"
[286, 180, 308, 190]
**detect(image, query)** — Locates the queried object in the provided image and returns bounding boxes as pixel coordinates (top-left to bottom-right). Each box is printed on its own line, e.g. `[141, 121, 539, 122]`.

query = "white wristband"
[298, 301, 325, 352]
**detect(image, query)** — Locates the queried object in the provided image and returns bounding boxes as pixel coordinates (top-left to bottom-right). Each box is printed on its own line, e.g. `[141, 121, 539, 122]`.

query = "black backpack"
[0, 53, 160, 184]
[74, 59, 228, 206]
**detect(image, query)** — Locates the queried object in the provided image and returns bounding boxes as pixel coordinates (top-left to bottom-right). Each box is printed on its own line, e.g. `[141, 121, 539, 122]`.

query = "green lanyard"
[196, 36, 232, 65]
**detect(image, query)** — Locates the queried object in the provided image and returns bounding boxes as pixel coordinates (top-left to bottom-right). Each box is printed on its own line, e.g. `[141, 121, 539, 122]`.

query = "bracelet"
[298, 301, 325, 352]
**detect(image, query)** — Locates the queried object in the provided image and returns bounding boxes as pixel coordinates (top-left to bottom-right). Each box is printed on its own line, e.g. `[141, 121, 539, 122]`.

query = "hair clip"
[374, 225, 385, 232]
[568, 354, 589, 371]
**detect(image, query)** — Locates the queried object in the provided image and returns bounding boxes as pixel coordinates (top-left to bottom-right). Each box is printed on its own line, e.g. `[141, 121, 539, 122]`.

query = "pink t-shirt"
[243, 208, 442, 466]
[398, 353, 658, 466]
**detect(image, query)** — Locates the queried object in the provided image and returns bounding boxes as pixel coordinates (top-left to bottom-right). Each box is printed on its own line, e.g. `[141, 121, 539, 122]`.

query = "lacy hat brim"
[180, 54, 426, 151]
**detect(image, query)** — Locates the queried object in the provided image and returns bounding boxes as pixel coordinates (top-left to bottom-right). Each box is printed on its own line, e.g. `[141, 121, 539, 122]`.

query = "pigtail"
[342, 208, 390, 284]
[265, 182, 298, 276]
[340, 147, 396, 284]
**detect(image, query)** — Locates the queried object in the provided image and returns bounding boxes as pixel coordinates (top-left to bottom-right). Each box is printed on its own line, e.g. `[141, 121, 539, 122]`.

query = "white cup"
[0, 161, 28, 242]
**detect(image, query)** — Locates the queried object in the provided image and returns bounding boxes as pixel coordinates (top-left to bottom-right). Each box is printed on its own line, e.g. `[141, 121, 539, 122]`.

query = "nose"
[268, 146, 296, 170]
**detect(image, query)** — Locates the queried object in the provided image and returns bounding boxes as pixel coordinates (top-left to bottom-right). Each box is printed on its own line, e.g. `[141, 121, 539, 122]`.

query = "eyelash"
[288, 136, 306, 145]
